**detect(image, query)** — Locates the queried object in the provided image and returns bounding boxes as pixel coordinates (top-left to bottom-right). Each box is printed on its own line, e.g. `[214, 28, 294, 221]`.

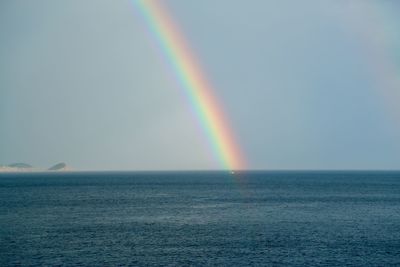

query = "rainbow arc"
[133, 0, 246, 170]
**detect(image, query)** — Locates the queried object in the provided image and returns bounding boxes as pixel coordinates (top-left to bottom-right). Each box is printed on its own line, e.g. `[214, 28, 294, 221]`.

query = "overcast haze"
[1, 0, 400, 170]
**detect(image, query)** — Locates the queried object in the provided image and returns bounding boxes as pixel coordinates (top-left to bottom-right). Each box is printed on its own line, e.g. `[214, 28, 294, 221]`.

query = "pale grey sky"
[1, 0, 400, 170]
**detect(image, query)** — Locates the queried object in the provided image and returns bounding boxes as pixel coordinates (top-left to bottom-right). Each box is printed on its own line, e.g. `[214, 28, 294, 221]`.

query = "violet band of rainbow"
[133, 0, 246, 170]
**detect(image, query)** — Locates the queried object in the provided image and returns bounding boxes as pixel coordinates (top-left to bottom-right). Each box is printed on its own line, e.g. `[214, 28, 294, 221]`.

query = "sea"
[1, 171, 400, 266]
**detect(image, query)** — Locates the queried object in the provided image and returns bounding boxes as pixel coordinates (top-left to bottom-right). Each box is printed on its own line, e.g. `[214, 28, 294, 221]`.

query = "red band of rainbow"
[133, 0, 246, 170]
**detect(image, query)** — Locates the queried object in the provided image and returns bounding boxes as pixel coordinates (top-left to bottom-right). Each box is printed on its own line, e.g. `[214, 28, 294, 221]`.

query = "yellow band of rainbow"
[133, 0, 246, 170]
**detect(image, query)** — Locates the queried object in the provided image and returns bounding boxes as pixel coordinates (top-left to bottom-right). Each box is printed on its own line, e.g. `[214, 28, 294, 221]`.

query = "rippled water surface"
[1, 171, 400, 266]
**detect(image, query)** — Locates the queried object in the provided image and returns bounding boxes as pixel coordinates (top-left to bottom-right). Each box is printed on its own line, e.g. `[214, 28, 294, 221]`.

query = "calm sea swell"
[1, 171, 400, 266]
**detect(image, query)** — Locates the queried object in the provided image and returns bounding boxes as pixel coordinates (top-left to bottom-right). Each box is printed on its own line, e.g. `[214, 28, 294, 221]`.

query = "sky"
[1, 0, 400, 170]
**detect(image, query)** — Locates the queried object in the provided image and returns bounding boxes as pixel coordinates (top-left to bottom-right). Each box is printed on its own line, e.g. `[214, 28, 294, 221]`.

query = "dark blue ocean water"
[1, 171, 400, 266]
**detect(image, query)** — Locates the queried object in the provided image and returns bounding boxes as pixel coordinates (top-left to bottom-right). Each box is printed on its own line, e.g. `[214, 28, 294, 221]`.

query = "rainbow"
[342, 1, 400, 125]
[132, 0, 246, 170]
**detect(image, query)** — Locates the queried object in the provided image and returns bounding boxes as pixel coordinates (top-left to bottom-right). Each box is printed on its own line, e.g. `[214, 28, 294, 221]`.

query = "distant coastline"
[0, 162, 70, 173]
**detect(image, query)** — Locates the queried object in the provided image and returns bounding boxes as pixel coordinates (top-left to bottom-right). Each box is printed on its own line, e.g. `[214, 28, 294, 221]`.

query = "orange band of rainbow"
[134, 0, 246, 170]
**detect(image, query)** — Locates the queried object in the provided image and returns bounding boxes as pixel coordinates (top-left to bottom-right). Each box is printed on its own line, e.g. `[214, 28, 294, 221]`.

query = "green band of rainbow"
[133, 0, 246, 170]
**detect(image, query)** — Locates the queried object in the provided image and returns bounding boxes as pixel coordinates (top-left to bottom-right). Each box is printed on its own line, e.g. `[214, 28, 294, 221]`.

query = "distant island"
[0, 162, 70, 172]
[48, 162, 68, 171]
[7, 163, 33, 169]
